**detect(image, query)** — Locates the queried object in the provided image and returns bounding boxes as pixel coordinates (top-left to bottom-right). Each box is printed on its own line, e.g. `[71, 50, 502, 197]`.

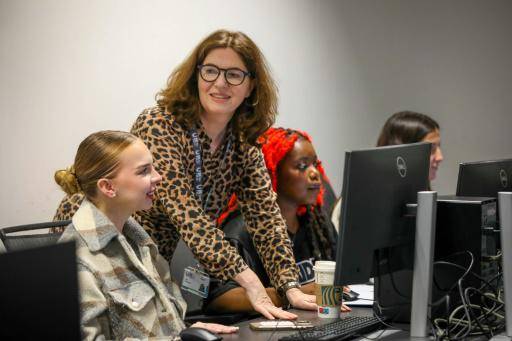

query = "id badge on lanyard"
[184, 129, 232, 298]
[181, 265, 210, 298]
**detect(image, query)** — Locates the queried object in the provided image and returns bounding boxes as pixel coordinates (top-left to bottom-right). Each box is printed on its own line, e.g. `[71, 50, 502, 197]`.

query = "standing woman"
[54, 30, 316, 318]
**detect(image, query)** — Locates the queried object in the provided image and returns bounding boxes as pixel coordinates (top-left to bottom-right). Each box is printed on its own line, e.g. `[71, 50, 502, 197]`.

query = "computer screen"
[0, 242, 81, 339]
[334, 142, 430, 286]
[456, 158, 512, 198]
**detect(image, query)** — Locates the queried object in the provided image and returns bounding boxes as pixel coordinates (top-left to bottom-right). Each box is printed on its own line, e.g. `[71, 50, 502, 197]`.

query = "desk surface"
[220, 306, 499, 340]
[222, 307, 416, 341]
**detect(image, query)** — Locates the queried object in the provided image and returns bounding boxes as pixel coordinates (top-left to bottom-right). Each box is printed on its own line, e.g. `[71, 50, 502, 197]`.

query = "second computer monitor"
[334, 142, 430, 286]
[456, 158, 512, 198]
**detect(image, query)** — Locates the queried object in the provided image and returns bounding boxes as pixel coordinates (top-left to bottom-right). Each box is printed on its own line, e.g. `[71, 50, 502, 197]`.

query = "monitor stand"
[410, 191, 437, 337]
[498, 192, 512, 339]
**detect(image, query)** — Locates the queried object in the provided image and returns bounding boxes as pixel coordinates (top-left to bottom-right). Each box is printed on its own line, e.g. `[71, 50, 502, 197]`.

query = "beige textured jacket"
[59, 199, 187, 340]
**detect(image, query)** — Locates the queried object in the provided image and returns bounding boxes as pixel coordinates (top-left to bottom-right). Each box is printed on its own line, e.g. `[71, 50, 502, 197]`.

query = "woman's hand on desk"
[235, 268, 298, 320]
[245, 284, 298, 320]
[191, 322, 239, 334]
[286, 288, 317, 311]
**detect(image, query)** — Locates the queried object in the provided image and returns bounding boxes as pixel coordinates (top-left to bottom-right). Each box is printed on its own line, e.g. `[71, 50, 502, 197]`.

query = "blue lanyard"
[190, 129, 204, 200]
[189, 129, 232, 210]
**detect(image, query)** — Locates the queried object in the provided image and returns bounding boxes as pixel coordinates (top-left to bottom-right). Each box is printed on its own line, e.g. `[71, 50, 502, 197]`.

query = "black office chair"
[0, 238, 6, 253]
[0, 220, 71, 252]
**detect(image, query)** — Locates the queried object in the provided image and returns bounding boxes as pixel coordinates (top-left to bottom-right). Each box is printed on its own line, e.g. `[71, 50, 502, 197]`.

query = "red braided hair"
[217, 127, 330, 225]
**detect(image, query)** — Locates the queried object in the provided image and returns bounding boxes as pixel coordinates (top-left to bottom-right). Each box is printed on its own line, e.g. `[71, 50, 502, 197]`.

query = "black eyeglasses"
[197, 64, 252, 86]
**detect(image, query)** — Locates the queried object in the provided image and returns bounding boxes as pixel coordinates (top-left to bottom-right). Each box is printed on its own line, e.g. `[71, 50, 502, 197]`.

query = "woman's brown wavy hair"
[156, 29, 278, 146]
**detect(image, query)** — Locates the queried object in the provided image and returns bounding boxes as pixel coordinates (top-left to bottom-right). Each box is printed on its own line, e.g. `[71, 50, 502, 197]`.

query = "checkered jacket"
[59, 199, 187, 340]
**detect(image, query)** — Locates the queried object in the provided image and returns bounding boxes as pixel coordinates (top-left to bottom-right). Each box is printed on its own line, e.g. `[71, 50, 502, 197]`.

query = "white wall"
[1, 0, 511, 227]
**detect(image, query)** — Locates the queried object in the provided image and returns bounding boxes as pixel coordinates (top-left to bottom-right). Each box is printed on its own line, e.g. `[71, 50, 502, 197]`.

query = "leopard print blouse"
[54, 106, 298, 287]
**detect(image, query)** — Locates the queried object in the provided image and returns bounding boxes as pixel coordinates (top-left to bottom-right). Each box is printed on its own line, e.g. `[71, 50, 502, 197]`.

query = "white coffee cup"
[313, 260, 342, 318]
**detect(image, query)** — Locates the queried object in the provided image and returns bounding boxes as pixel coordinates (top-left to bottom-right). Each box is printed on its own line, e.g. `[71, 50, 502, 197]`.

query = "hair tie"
[67, 166, 82, 191]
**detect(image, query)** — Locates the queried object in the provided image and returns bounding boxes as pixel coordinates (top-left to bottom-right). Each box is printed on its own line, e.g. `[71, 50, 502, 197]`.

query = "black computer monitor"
[0, 242, 81, 339]
[334, 142, 430, 286]
[456, 158, 512, 198]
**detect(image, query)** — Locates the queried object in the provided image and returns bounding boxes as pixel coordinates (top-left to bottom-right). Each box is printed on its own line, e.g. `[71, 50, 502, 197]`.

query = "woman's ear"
[97, 178, 117, 198]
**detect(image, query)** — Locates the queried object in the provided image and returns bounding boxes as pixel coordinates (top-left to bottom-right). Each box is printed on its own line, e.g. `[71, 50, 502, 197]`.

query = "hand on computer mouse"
[190, 322, 239, 334]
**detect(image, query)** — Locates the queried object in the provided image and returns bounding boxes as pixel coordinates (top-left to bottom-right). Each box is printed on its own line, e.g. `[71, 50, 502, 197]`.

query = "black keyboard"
[278, 316, 384, 341]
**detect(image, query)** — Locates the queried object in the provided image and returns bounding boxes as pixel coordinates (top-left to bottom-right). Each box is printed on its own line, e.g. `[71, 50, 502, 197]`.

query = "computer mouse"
[179, 327, 223, 341]
[343, 289, 360, 302]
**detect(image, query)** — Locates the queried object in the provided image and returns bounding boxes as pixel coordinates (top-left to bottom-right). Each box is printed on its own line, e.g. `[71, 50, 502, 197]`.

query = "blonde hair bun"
[54, 166, 81, 195]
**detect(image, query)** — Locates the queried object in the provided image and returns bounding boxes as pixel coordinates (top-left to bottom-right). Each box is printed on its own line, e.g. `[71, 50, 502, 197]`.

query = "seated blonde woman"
[55, 130, 237, 340]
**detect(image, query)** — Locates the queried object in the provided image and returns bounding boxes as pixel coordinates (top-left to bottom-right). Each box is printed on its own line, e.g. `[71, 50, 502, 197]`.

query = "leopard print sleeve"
[236, 145, 299, 288]
[131, 108, 248, 281]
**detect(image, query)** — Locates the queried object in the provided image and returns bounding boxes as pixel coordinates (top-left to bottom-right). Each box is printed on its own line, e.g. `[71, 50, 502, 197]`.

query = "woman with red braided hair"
[205, 127, 350, 313]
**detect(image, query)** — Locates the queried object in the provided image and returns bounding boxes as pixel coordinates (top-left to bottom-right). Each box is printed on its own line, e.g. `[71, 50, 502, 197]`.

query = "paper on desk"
[345, 284, 374, 307]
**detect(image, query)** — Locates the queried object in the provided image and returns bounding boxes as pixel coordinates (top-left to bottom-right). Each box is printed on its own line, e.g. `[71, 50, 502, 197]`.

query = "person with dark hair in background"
[377, 110, 443, 182]
[205, 127, 351, 313]
[55, 131, 238, 340]
[332, 110, 444, 230]
[53, 29, 316, 319]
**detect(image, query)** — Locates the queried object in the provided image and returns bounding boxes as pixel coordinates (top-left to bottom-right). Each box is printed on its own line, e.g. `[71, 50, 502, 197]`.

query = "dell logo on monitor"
[499, 169, 508, 188]
[396, 157, 407, 178]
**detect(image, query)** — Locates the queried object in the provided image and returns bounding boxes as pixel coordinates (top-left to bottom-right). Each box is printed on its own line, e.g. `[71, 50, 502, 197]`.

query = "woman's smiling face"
[197, 47, 253, 120]
[109, 139, 162, 212]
